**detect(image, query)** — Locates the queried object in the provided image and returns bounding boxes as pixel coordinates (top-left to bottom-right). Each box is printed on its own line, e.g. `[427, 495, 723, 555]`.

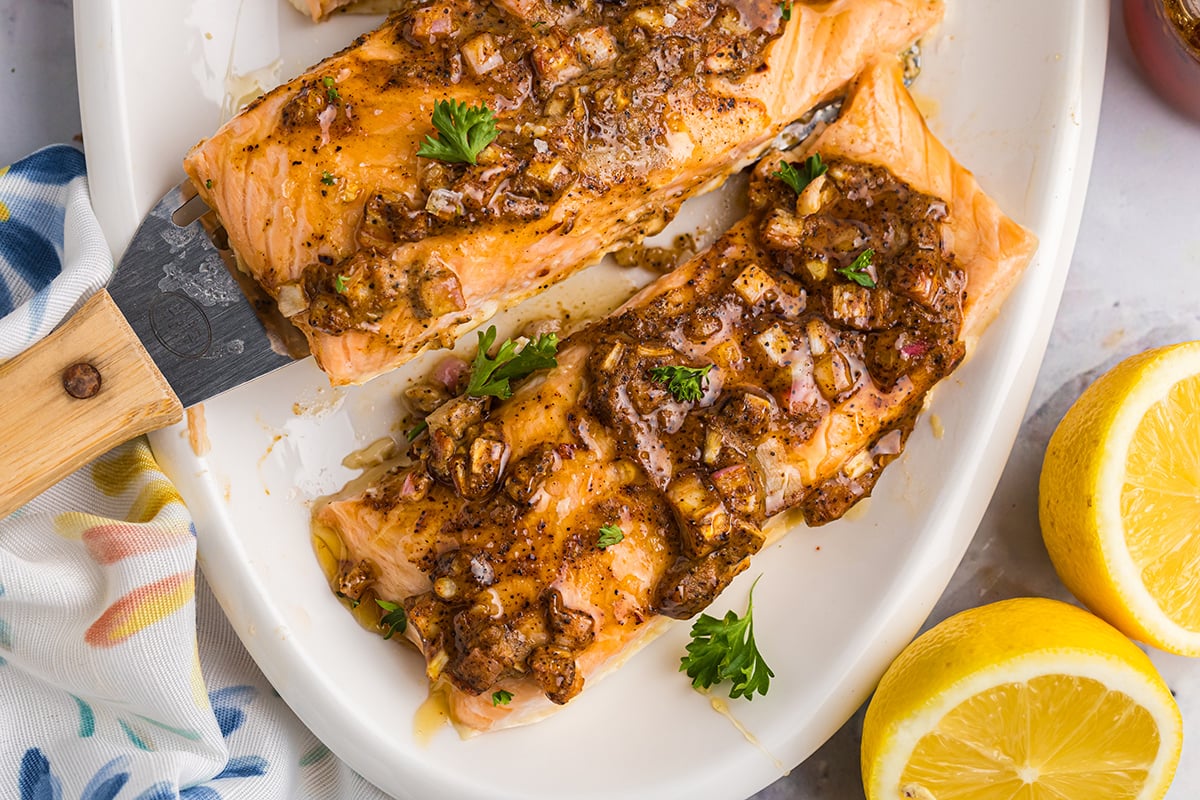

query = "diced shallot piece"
[276, 282, 307, 317]
[665, 471, 731, 559]
[756, 323, 792, 367]
[409, 4, 457, 40]
[732, 263, 775, 305]
[426, 188, 464, 221]
[433, 355, 468, 391]
[797, 173, 828, 216]
[574, 26, 618, 68]
[463, 33, 504, 76]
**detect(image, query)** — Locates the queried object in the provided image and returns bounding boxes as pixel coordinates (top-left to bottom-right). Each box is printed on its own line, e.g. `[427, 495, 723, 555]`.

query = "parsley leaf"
[321, 171, 336, 186]
[416, 99, 498, 165]
[836, 248, 877, 288]
[466, 326, 559, 400]
[679, 576, 774, 700]
[773, 153, 827, 195]
[492, 689, 513, 706]
[334, 274, 349, 294]
[598, 524, 624, 549]
[780, 1, 792, 21]
[406, 420, 428, 442]
[649, 364, 714, 403]
[375, 599, 407, 640]
[323, 75, 340, 102]
[204, 179, 213, 190]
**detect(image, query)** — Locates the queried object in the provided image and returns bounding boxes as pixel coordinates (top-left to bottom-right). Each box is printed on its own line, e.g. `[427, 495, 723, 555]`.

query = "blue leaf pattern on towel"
[0, 218, 60, 296]
[209, 685, 255, 738]
[134, 782, 223, 800]
[0, 267, 12, 317]
[213, 756, 268, 780]
[23, 288, 50, 337]
[80, 757, 129, 800]
[179, 788, 223, 800]
[0, 146, 85, 317]
[6, 146, 85, 186]
[18, 749, 61, 800]
[132, 783, 176, 800]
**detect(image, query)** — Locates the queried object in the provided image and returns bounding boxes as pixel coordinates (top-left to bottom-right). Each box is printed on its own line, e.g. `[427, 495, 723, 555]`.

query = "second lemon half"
[1040, 341, 1200, 655]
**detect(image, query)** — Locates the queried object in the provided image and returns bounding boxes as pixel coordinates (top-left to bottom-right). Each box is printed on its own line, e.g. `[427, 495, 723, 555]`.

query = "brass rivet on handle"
[62, 362, 102, 399]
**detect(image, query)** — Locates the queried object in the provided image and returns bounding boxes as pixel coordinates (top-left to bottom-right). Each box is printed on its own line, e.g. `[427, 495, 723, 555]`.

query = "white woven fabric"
[0, 146, 390, 800]
[0, 146, 111, 359]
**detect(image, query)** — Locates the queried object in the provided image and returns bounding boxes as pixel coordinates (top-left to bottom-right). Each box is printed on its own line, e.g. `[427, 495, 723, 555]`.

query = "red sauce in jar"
[1125, 0, 1200, 120]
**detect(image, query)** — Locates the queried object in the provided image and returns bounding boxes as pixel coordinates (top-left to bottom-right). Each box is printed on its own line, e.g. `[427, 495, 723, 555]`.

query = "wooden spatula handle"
[0, 290, 183, 518]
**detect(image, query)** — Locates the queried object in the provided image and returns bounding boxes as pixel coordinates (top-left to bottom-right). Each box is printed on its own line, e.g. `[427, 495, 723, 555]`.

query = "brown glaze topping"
[335, 155, 966, 705]
[294, 0, 786, 333]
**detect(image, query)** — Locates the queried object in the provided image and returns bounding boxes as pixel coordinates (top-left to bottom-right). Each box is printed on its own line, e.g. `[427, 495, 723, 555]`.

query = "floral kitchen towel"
[0, 146, 389, 799]
[0, 145, 110, 359]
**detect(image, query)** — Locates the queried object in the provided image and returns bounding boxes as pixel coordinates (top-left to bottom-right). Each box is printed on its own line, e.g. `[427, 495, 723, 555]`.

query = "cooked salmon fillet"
[313, 57, 1038, 733]
[185, 0, 944, 385]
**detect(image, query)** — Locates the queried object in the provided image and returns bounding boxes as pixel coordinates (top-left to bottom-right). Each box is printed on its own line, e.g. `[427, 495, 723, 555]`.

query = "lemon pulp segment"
[899, 674, 1160, 800]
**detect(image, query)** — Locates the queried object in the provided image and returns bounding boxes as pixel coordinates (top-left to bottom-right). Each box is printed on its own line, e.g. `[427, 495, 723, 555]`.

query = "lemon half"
[861, 598, 1181, 800]
[1041, 341, 1200, 654]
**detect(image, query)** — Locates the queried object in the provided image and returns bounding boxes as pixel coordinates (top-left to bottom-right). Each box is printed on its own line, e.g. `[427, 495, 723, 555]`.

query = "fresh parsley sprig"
[649, 364, 714, 403]
[780, 1, 792, 21]
[679, 576, 774, 700]
[836, 248, 877, 288]
[375, 599, 407, 640]
[333, 274, 349, 294]
[466, 326, 559, 400]
[773, 153, 827, 195]
[416, 99, 499, 165]
[492, 690, 513, 706]
[598, 524, 624, 549]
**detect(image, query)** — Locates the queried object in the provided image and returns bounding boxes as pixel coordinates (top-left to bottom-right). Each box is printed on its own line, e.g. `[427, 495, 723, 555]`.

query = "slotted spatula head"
[107, 182, 304, 407]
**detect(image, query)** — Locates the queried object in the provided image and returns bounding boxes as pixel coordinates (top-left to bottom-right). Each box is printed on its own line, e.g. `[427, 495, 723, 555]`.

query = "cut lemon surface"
[1040, 341, 1200, 654]
[861, 598, 1181, 800]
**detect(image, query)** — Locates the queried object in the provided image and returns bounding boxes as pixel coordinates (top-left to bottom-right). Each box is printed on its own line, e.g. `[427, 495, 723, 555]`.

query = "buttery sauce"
[413, 688, 452, 745]
[613, 233, 699, 273]
[221, 60, 281, 122]
[341, 437, 398, 470]
[311, 519, 387, 632]
[708, 695, 787, 772]
[842, 496, 872, 521]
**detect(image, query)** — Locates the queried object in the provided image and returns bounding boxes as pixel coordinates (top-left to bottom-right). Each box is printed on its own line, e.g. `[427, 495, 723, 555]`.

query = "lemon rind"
[1093, 344, 1200, 653]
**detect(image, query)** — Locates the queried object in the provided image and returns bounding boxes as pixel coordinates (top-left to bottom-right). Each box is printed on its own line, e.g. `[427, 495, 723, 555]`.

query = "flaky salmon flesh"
[313, 57, 1039, 734]
[185, 0, 944, 385]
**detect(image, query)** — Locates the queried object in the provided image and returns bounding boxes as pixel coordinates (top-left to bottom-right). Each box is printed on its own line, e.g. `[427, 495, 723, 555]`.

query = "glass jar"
[1124, 0, 1200, 121]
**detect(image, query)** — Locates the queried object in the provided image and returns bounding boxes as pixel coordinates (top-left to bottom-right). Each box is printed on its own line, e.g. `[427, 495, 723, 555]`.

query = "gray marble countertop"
[4, 1, 1199, 798]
